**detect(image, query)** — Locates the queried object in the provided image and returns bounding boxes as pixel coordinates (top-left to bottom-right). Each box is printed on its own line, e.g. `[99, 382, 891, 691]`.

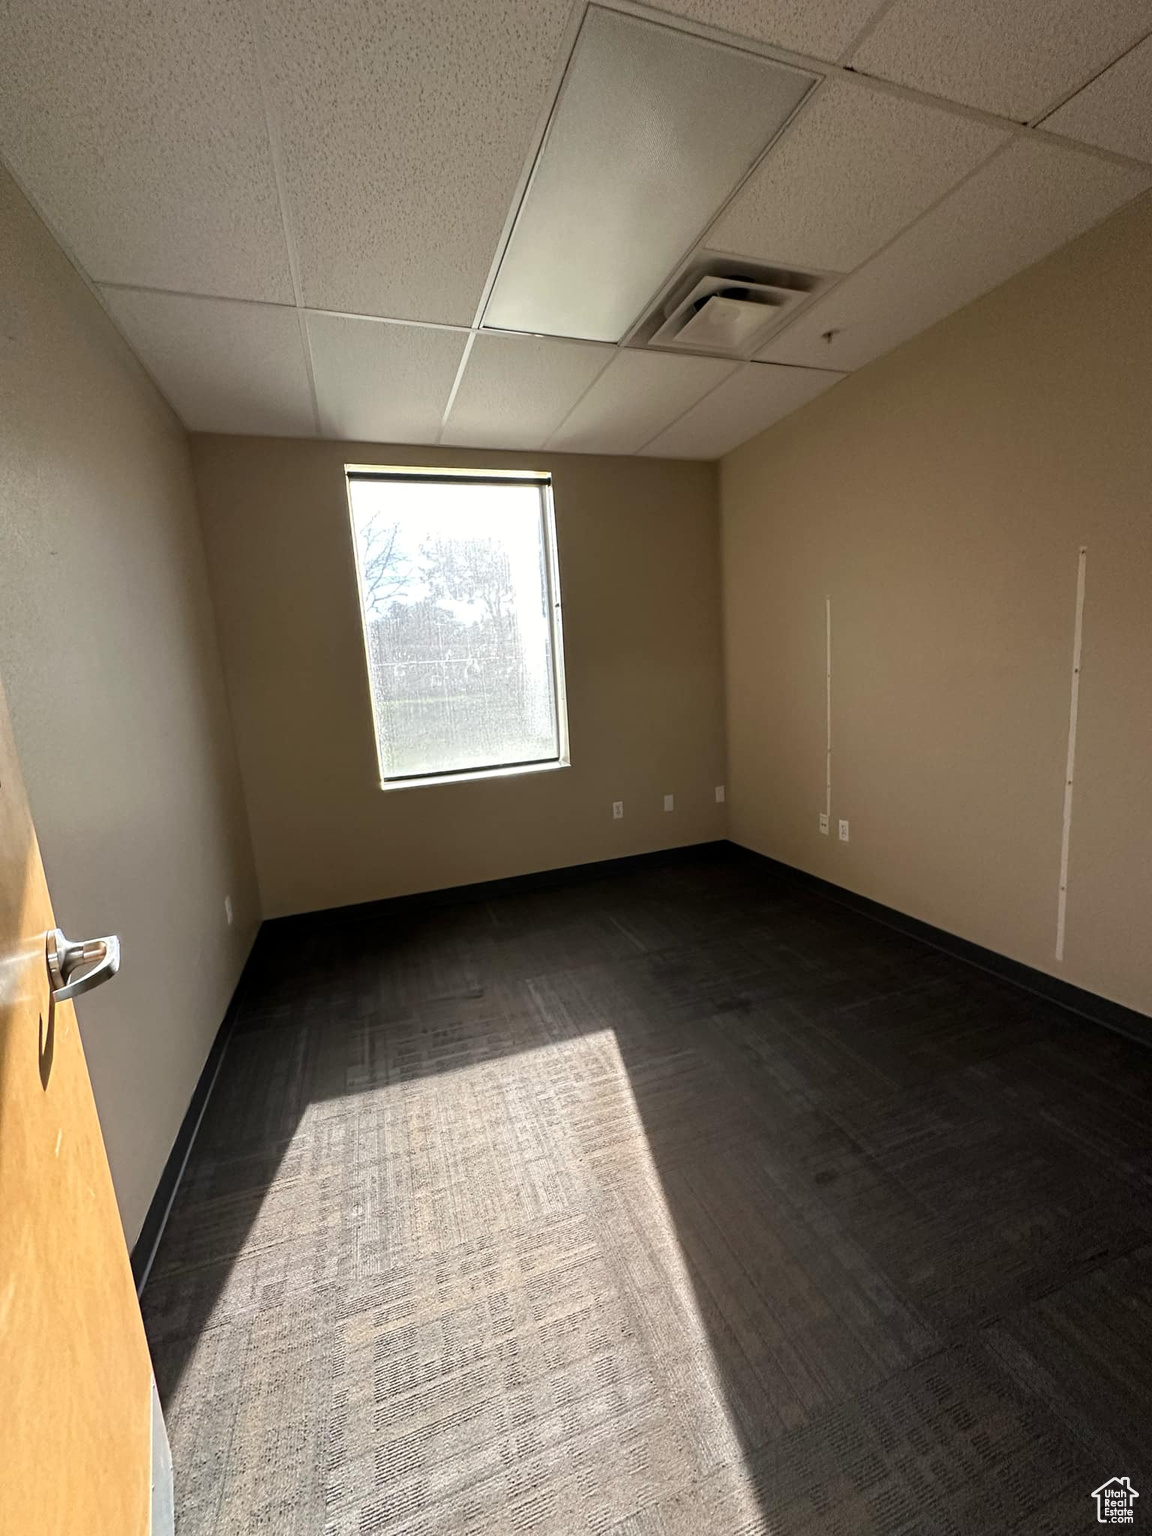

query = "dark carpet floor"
[142, 847, 1152, 1534]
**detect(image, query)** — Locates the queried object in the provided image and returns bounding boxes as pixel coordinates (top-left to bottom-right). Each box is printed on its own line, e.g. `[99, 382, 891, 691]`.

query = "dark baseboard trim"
[130, 936, 262, 1295]
[264, 840, 731, 934]
[729, 841, 1152, 1048]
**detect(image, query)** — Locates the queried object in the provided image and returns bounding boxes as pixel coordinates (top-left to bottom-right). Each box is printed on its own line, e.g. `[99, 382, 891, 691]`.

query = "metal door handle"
[46, 928, 121, 1003]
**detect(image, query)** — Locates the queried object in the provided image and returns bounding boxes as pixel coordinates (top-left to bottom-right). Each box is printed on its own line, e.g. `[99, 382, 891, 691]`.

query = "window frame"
[345, 465, 570, 791]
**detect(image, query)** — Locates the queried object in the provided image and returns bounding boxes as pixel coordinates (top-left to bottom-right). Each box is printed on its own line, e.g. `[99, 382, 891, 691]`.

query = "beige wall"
[722, 191, 1152, 1017]
[0, 165, 260, 1244]
[191, 437, 727, 917]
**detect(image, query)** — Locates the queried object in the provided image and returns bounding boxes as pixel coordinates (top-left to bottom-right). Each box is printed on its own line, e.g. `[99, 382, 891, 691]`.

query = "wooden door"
[0, 670, 155, 1534]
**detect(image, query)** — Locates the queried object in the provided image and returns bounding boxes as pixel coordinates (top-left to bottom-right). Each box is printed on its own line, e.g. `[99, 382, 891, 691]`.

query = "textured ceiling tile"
[708, 78, 1006, 271]
[101, 289, 315, 436]
[759, 138, 1152, 371]
[257, 0, 573, 324]
[0, 0, 292, 300]
[639, 362, 842, 458]
[549, 351, 737, 454]
[851, 0, 1152, 121]
[307, 316, 467, 444]
[1044, 35, 1152, 164]
[659, 0, 888, 60]
[442, 334, 611, 450]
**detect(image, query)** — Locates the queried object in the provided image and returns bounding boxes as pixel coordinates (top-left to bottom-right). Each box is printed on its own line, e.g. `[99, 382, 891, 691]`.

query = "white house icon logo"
[1092, 1478, 1139, 1523]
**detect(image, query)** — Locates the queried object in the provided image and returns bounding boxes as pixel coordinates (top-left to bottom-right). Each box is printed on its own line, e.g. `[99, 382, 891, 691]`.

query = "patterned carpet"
[142, 848, 1152, 1534]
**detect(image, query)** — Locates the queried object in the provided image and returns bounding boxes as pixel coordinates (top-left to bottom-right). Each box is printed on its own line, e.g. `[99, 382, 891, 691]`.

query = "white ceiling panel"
[255, 0, 573, 324]
[0, 0, 292, 301]
[307, 316, 467, 445]
[1044, 35, 1152, 164]
[442, 334, 611, 450]
[101, 289, 315, 436]
[639, 361, 842, 458]
[759, 138, 1152, 372]
[483, 6, 815, 342]
[851, 0, 1152, 121]
[548, 351, 737, 454]
[707, 78, 1006, 272]
[658, 0, 887, 61]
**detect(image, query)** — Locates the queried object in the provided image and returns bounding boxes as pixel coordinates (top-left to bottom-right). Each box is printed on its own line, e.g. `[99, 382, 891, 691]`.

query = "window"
[347, 469, 568, 787]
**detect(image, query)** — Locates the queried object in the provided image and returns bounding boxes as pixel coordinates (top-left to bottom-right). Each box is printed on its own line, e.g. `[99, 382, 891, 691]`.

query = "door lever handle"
[46, 928, 121, 1004]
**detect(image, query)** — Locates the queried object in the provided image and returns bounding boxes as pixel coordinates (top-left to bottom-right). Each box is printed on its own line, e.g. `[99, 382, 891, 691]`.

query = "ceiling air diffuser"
[650, 276, 783, 354]
[636, 257, 829, 360]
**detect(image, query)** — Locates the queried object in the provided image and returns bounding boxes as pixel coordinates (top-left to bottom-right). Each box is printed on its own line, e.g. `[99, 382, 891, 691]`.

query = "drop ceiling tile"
[306, 316, 467, 445]
[1044, 35, 1152, 164]
[660, 0, 887, 60]
[548, 351, 737, 455]
[639, 362, 842, 459]
[708, 78, 1006, 272]
[442, 334, 611, 451]
[759, 138, 1152, 372]
[101, 289, 315, 436]
[484, 6, 814, 342]
[255, 0, 572, 324]
[851, 0, 1151, 121]
[0, 0, 292, 300]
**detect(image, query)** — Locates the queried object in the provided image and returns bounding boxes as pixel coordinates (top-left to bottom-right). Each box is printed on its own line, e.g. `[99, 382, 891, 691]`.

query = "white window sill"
[378, 759, 570, 792]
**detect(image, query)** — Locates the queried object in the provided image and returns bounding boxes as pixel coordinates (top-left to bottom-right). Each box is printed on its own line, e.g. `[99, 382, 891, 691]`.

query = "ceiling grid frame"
[437, 331, 479, 446]
[1030, 23, 1152, 129]
[539, 345, 632, 449]
[746, 133, 1020, 360]
[97, 284, 476, 337]
[465, 0, 595, 333]
[630, 355, 843, 456]
[245, 0, 321, 435]
[440, 330, 617, 450]
[756, 133, 1152, 371]
[833, 0, 904, 64]
[636, 356, 846, 457]
[542, 349, 739, 452]
[848, 0, 1152, 123]
[611, 0, 1152, 169]
[2, 0, 1149, 456]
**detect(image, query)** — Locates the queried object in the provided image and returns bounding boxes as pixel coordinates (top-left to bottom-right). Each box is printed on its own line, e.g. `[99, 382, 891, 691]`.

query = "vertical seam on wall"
[825, 595, 832, 819]
[1055, 545, 1087, 961]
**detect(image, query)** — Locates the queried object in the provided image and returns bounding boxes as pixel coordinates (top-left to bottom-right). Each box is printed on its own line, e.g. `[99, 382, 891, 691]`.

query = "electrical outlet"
[819, 813, 829, 835]
[612, 801, 624, 820]
[715, 784, 725, 804]
[838, 819, 849, 842]
[224, 894, 234, 925]
[663, 794, 674, 812]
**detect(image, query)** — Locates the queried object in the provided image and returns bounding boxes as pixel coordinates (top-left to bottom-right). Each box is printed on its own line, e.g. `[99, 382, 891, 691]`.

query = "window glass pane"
[348, 476, 562, 781]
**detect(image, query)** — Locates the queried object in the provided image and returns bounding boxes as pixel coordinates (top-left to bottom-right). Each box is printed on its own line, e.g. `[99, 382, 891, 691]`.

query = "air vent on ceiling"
[632, 256, 831, 360]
